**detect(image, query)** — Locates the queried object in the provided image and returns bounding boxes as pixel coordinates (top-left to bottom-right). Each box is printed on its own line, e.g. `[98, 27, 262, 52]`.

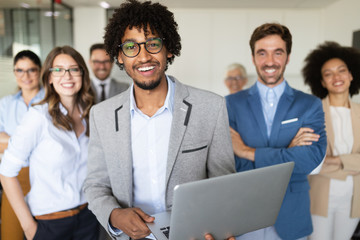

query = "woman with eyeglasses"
[0, 50, 45, 240]
[0, 46, 98, 240]
[303, 42, 360, 240]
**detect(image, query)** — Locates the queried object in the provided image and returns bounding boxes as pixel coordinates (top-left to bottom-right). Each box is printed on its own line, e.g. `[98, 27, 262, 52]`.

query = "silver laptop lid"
[168, 162, 294, 239]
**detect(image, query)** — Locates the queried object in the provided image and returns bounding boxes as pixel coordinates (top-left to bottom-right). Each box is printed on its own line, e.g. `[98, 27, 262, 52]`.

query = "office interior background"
[0, 0, 359, 103]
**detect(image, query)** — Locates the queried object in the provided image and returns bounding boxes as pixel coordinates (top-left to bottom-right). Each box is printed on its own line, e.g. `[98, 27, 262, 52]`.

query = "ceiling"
[0, 0, 341, 9]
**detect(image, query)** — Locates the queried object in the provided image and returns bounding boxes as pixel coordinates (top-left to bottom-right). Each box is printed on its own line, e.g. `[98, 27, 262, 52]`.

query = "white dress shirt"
[131, 76, 174, 215]
[0, 103, 88, 216]
[109, 76, 174, 238]
[92, 77, 111, 100]
[330, 106, 353, 156]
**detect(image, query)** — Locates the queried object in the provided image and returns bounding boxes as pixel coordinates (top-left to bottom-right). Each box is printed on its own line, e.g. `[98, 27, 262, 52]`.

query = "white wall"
[73, 7, 132, 85]
[167, 8, 322, 96]
[3, 0, 356, 100]
[71, 0, 360, 103]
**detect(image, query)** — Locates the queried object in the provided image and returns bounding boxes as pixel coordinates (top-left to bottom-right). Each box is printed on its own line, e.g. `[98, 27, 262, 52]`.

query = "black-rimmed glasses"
[49, 67, 83, 77]
[14, 68, 39, 77]
[225, 76, 246, 82]
[119, 38, 164, 58]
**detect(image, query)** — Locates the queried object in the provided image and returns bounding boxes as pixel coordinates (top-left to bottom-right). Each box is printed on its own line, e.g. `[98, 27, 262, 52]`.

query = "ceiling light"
[20, 3, 30, 8]
[44, 11, 60, 17]
[99, 1, 110, 9]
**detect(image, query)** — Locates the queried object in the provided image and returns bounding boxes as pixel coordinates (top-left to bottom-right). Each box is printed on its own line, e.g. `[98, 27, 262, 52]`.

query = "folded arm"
[229, 98, 327, 174]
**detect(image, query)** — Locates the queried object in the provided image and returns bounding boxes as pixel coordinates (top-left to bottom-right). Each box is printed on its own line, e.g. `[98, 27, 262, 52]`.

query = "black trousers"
[32, 207, 99, 240]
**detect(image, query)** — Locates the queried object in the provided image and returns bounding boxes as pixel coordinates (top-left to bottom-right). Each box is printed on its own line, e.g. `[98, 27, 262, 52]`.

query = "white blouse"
[0, 103, 88, 216]
[330, 106, 353, 156]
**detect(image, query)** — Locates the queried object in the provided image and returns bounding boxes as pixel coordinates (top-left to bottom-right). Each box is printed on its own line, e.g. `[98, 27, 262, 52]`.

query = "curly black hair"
[104, 0, 181, 70]
[302, 41, 360, 99]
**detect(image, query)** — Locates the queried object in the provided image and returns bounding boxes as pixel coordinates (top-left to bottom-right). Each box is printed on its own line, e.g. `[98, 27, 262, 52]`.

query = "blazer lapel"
[112, 90, 133, 205]
[109, 79, 117, 98]
[90, 80, 100, 103]
[165, 77, 190, 186]
[269, 83, 295, 146]
[323, 97, 335, 153]
[248, 85, 268, 144]
[350, 100, 360, 153]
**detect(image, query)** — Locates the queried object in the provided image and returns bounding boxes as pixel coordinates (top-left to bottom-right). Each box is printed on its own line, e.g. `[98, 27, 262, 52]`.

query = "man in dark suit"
[226, 23, 327, 240]
[89, 43, 129, 103]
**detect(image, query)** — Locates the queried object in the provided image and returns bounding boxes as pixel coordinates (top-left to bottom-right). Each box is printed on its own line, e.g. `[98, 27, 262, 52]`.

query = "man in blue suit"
[226, 23, 327, 240]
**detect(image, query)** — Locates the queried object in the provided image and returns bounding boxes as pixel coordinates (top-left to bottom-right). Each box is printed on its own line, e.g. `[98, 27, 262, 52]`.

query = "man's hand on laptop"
[110, 207, 155, 239]
[204, 233, 236, 240]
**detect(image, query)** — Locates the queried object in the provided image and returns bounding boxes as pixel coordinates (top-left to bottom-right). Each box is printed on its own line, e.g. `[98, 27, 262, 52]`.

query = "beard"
[133, 77, 162, 90]
[256, 65, 286, 86]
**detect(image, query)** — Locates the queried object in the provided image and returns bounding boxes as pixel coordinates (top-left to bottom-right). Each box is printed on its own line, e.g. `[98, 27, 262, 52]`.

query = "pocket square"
[281, 118, 298, 125]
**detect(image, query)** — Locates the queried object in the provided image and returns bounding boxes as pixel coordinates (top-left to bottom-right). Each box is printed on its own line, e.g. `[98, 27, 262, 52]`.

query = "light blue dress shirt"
[109, 76, 175, 239]
[0, 89, 45, 135]
[256, 80, 286, 138]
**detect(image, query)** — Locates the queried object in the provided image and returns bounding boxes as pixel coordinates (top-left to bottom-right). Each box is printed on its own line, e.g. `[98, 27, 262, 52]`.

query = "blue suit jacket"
[226, 82, 327, 240]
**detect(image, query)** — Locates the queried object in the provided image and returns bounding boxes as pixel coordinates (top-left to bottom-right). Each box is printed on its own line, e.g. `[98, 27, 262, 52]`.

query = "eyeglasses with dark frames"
[92, 60, 112, 65]
[49, 67, 83, 77]
[225, 76, 246, 82]
[119, 38, 164, 58]
[14, 68, 39, 77]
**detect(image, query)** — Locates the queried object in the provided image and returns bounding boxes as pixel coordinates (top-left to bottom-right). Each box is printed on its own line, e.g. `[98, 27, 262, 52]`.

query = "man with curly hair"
[83, 1, 235, 239]
[226, 23, 327, 240]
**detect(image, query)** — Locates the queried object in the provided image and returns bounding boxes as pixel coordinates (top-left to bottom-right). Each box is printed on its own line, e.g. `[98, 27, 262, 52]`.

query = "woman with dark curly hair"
[303, 41, 360, 240]
[0, 46, 98, 240]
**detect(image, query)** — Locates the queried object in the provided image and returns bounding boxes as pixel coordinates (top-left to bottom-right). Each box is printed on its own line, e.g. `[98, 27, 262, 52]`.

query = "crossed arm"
[230, 127, 320, 161]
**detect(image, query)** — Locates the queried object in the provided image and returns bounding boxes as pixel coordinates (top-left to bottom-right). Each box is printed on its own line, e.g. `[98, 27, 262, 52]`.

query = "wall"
[73, 7, 132, 85]
[2, 0, 360, 102]
[71, 0, 360, 103]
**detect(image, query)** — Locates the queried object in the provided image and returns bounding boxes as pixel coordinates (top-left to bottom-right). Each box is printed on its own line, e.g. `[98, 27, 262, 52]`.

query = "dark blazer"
[226, 82, 327, 240]
[91, 78, 129, 103]
[84, 76, 235, 239]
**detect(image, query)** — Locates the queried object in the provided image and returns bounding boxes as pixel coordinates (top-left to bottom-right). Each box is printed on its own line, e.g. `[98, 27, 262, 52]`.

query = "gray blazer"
[91, 78, 129, 103]
[83, 76, 235, 239]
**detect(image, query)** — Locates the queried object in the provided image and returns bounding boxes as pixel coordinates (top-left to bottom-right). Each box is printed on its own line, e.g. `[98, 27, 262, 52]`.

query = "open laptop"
[147, 162, 294, 240]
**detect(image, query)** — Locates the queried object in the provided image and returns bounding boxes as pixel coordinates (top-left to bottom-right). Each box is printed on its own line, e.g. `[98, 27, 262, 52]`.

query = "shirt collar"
[92, 76, 111, 86]
[130, 75, 174, 117]
[14, 88, 44, 102]
[58, 102, 84, 118]
[14, 90, 22, 99]
[256, 79, 286, 101]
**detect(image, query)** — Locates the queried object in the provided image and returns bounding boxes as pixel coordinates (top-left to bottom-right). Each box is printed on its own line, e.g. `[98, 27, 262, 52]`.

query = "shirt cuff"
[108, 221, 123, 237]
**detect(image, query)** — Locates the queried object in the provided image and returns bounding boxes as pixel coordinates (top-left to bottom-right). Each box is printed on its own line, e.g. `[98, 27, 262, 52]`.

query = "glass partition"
[0, 2, 73, 97]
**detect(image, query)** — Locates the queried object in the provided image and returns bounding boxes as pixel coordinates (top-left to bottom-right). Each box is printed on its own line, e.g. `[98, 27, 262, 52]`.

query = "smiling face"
[252, 34, 289, 87]
[225, 68, 247, 94]
[321, 58, 352, 96]
[49, 54, 83, 101]
[117, 26, 173, 90]
[14, 57, 40, 92]
[89, 49, 113, 81]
